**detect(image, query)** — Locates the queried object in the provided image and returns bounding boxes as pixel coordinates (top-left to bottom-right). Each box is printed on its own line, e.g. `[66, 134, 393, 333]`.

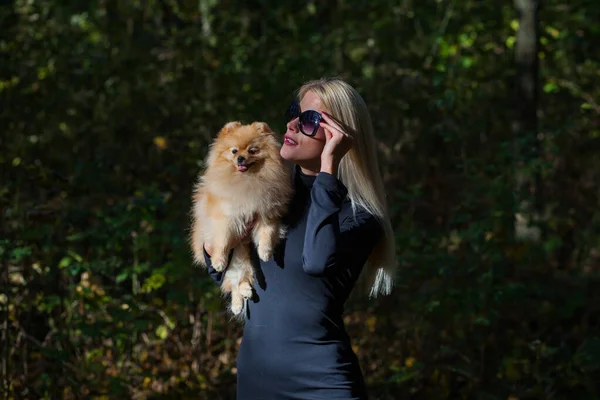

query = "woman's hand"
[319, 111, 353, 176]
[204, 216, 257, 257]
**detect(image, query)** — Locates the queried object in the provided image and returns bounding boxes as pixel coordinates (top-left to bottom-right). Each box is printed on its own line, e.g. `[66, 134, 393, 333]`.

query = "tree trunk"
[513, 0, 542, 242]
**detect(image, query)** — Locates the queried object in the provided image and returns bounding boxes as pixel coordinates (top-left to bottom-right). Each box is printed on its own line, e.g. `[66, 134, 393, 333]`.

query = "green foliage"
[2, 0, 600, 399]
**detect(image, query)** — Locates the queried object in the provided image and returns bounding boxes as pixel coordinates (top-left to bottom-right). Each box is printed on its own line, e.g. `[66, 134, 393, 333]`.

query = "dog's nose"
[237, 156, 246, 164]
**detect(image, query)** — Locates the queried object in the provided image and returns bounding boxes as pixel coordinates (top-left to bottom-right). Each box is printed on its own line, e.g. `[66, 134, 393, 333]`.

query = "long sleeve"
[302, 172, 383, 277]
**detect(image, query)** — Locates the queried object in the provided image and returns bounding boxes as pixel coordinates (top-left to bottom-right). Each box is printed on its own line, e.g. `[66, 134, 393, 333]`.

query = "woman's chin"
[280, 145, 296, 162]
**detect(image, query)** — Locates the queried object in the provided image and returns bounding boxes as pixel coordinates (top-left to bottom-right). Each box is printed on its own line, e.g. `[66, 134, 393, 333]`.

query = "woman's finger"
[320, 120, 343, 134]
[321, 125, 343, 147]
[321, 123, 351, 143]
[321, 111, 343, 130]
[320, 113, 346, 135]
[321, 123, 349, 143]
[322, 123, 352, 150]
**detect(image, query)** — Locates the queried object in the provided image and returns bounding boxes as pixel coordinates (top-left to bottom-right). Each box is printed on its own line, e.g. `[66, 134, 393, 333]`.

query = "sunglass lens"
[299, 111, 321, 136]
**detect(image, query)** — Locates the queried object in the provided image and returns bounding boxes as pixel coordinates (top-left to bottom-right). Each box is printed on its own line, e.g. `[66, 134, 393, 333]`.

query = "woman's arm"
[302, 172, 382, 277]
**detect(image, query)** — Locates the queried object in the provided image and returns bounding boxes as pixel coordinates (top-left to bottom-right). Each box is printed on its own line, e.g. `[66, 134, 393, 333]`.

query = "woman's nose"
[286, 117, 299, 132]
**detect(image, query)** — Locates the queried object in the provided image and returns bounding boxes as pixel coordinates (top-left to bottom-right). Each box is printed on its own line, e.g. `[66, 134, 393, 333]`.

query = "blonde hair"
[298, 77, 397, 297]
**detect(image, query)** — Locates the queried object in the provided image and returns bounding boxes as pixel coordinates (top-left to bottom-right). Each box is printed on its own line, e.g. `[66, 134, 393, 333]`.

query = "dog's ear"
[218, 121, 242, 137]
[252, 121, 273, 135]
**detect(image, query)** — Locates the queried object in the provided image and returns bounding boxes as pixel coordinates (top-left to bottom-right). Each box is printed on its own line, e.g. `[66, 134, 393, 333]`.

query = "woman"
[203, 77, 396, 399]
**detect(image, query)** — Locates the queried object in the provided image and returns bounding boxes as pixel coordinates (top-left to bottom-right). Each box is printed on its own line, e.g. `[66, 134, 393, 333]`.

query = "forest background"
[2, 0, 600, 399]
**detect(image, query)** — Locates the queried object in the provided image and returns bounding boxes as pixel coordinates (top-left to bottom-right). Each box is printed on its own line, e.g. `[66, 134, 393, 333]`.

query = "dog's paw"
[230, 297, 244, 315]
[238, 281, 253, 299]
[257, 244, 273, 262]
[211, 256, 227, 272]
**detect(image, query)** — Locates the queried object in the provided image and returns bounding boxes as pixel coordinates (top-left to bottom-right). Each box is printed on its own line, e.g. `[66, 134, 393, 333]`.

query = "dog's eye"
[248, 148, 259, 155]
[231, 149, 238, 154]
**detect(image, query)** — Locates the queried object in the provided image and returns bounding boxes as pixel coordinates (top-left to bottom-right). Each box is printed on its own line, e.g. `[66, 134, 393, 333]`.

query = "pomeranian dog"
[190, 121, 293, 316]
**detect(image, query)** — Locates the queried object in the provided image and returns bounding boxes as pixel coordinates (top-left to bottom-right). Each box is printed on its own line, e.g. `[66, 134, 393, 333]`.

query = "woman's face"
[280, 90, 327, 174]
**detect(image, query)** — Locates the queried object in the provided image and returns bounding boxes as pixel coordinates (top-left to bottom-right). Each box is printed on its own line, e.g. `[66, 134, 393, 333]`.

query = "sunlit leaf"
[155, 324, 168, 340]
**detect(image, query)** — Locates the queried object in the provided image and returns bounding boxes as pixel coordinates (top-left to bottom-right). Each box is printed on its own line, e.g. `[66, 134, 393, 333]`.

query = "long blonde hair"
[298, 77, 397, 297]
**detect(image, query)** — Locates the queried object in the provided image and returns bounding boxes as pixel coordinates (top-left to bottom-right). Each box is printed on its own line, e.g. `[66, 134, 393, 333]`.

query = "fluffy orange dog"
[190, 121, 293, 316]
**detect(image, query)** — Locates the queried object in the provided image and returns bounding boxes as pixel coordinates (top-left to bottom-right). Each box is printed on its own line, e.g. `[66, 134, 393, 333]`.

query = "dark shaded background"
[2, 0, 599, 399]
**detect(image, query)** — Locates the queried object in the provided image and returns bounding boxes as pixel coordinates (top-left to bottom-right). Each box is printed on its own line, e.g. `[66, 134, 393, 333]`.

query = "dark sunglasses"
[285, 100, 323, 137]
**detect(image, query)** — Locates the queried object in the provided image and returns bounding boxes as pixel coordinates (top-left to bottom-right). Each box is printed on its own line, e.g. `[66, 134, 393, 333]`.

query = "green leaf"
[461, 57, 473, 68]
[116, 271, 129, 283]
[155, 325, 168, 340]
[59, 257, 72, 269]
[68, 250, 83, 263]
[543, 82, 558, 93]
[506, 36, 516, 48]
[141, 272, 166, 293]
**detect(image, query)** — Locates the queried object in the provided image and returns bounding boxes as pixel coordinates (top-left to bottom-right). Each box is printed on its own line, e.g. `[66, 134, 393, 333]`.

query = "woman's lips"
[284, 135, 298, 146]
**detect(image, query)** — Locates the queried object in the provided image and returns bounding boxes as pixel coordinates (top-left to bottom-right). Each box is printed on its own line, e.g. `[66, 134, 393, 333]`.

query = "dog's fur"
[190, 121, 294, 317]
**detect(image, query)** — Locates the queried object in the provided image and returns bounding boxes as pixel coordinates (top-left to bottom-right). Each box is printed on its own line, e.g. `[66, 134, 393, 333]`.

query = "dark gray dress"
[203, 166, 383, 399]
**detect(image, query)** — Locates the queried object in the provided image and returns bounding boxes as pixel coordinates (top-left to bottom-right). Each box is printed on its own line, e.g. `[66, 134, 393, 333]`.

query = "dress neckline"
[296, 165, 317, 189]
